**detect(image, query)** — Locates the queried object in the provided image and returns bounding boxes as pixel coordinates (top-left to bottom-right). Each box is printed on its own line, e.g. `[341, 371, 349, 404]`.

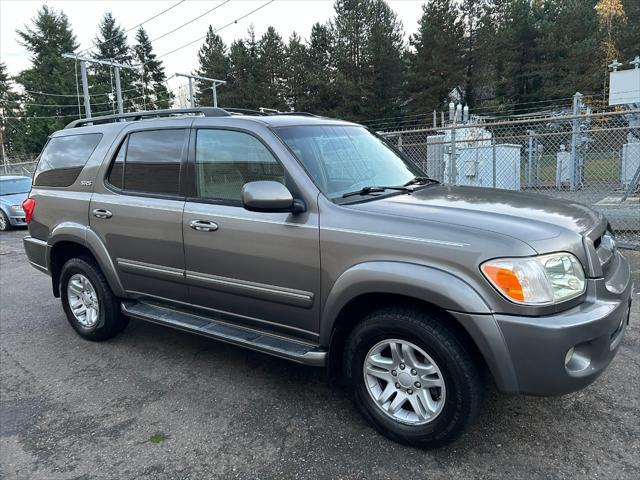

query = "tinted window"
[107, 139, 126, 189]
[195, 129, 284, 202]
[121, 129, 185, 195]
[34, 133, 102, 187]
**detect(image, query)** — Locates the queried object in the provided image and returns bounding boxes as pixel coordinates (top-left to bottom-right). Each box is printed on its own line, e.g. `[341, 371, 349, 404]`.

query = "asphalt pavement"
[1, 228, 639, 479]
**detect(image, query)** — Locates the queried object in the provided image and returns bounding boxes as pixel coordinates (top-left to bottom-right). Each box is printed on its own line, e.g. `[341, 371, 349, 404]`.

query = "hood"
[0, 192, 28, 207]
[350, 185, 603, 243]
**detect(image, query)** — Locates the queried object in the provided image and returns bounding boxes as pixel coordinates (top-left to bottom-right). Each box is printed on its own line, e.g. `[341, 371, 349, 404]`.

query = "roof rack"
[64, 106, 320, 129]
[64, 107, 231, 129]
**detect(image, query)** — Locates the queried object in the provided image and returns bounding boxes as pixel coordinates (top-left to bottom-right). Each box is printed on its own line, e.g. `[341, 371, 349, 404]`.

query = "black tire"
[59, 257, 128, 341]
[343, 306, 484, 448]
[0, 210, 11, 231]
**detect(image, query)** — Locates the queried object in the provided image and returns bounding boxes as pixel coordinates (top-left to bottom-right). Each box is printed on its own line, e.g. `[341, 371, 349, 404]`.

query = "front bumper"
[453, 250, 633, 396]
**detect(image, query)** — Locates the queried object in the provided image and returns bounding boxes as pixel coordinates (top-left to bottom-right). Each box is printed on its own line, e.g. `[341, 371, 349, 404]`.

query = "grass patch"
[149, 432, 169, 444]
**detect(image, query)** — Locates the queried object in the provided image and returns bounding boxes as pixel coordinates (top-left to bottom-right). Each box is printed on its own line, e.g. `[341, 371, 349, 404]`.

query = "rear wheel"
[343, 306, 484, 448]
[60, 257, 128, 341]
[0, 211, 11, 231]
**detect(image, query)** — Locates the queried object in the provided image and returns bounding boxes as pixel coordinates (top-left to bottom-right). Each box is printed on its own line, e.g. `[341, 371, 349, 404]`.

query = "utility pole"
[174, 73, 226, 108]
[63, 53, 142, 118]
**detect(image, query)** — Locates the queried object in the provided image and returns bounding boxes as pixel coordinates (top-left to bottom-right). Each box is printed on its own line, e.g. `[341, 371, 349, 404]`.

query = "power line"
[146, 0, 277, 66]
[75, 0, 187, 55]
[148, 1, 231, 44]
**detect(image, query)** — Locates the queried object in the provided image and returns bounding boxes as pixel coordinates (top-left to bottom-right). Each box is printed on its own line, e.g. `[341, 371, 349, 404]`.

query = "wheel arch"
[48, 223, 125, 298]
[321, 262, 493, 382]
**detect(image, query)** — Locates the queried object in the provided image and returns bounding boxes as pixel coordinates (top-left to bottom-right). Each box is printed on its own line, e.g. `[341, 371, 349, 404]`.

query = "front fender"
[319, 261, 491, 345]
[48, 222, 125, 297]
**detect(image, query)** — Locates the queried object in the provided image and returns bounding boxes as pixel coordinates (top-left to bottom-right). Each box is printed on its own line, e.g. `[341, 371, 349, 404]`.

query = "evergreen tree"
[0, 62, 20, 159]
[407, 0, 465, 114]
[493, 0, 543, 108]
[332, 0, 370, 119]
[362, 0, 406, 120]
[284, 32, 309, 110]
[92, 12, 136, 113]
[225, 28, 263, 108]
[535, 0, 601, 102]
[133, 27, 172, 110]
[13, 6, 80, 154]
[618, 0, 639, 62]
[259, 26, 287, 110]
[195, 26, 229, 106]
[304, 22, 336, 115]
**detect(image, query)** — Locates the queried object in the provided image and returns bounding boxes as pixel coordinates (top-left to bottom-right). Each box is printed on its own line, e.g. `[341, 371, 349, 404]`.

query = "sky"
[0, 0, 426, 95]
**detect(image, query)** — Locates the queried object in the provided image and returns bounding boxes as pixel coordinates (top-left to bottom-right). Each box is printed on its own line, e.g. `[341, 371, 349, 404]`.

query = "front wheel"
[0, 210, 11, 231]
[343, 307, 484, 448]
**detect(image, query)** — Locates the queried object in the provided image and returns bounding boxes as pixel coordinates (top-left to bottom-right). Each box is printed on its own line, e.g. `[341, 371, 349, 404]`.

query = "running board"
[121, 301, 326, 367]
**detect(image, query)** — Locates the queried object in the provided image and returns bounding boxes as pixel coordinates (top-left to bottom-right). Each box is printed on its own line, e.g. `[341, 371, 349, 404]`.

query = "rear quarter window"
[33, 133, 103, 187]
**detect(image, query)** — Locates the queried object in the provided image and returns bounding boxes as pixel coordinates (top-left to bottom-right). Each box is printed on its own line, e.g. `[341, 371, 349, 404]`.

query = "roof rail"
[224, 107, 270, 116]
[64, 107, 231, 129]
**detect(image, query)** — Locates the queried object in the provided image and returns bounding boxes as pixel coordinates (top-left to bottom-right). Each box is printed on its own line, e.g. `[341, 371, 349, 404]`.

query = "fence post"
[450, 126, 457, 185]
[570, 92, 583, 191]
[397, 133, 403, 152]
[492, 136, 497, 188]
[527, 130, 533, 188]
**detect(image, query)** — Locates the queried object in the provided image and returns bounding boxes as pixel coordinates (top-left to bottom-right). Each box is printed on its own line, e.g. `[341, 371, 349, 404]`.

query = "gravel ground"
[1, 228, 638, 480]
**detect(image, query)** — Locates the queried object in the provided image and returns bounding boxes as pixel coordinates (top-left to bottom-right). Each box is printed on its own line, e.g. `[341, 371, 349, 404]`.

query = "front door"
[182, 127, 320, 340]
[90, 126, 189, 303]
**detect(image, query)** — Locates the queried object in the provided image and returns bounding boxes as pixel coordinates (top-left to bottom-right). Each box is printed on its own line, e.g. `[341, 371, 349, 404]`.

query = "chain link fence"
[1, 157, 38, 177]
[380, 109, 640, 249]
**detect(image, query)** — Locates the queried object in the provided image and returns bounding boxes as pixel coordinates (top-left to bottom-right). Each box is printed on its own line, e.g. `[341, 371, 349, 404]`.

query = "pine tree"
[332, 0, 370, 119]
[258, 27, 287, 110]
[92, 12, 136, 113]
[305, 22, 336, 115]
[133, 27, 172, 110]
[284, 32, 309, 110]
[535, 0, 601, 102]
[362, 0, 406, 120]
[195, 26, 229, 107]
[225, 28, 263, 109]
[0, 62, 20, 160]
[13, 6, 80, 154]
[407, 0, 465, 115]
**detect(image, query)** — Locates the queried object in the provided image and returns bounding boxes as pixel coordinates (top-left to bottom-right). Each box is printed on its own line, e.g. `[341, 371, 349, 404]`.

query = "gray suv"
[22, 108, 632, 448]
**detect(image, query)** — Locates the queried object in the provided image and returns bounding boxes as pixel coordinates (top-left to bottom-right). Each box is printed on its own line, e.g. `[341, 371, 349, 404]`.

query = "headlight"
[10, 205, 24, 213]
[481, 252, 586, 305]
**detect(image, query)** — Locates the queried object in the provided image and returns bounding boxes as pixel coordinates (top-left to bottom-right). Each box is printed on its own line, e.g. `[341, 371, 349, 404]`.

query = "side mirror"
[241, 181, 306, 213]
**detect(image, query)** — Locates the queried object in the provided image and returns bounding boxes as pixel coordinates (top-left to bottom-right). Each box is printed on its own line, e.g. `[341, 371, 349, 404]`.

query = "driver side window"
[194, 129, 285, 203]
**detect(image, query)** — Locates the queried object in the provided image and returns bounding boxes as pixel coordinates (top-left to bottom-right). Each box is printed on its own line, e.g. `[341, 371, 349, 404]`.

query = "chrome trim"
[185, 270, 314, 308]
[28, 260, 49, 274]
[116, 258, 185, 281]
[201, 212, 315, 229]
[322, 227, 469, 247]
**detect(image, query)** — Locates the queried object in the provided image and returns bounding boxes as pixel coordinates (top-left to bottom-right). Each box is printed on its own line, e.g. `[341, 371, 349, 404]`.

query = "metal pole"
[527, 130, 533, 188]
[492, 136, 497, 188]
[114, 66, 124, 115]
[80, 60, 91, 118]
[450, 127, 457, 185]
[189, 78, 195, 108]
[433, 110, 437, 128]
[570, 92, 582, 191]
[212, 83, 218, 107]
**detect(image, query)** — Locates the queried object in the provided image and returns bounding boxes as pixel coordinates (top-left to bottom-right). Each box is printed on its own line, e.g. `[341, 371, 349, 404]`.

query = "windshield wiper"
[403, 176, 439, 187]
[342, 185, 411, 198]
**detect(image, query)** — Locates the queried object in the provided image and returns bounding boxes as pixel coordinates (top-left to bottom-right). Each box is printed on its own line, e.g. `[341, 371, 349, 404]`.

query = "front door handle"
[93, 208, 112, 219]
[190, 219, 219, 232]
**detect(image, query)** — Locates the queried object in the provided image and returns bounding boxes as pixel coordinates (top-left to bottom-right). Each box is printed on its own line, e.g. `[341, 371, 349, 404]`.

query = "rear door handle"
[92, 208, 112, 219]
[190, 219, 218, 232]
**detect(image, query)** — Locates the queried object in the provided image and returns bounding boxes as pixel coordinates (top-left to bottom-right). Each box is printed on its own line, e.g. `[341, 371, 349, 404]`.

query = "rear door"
[90, 124, 190, 303]
[182, 126, 321, 340]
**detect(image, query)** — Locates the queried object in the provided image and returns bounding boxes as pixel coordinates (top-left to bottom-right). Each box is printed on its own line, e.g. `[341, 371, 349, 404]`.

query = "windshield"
[0, 178, 32, 196]
[275, 125, 423, 200]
